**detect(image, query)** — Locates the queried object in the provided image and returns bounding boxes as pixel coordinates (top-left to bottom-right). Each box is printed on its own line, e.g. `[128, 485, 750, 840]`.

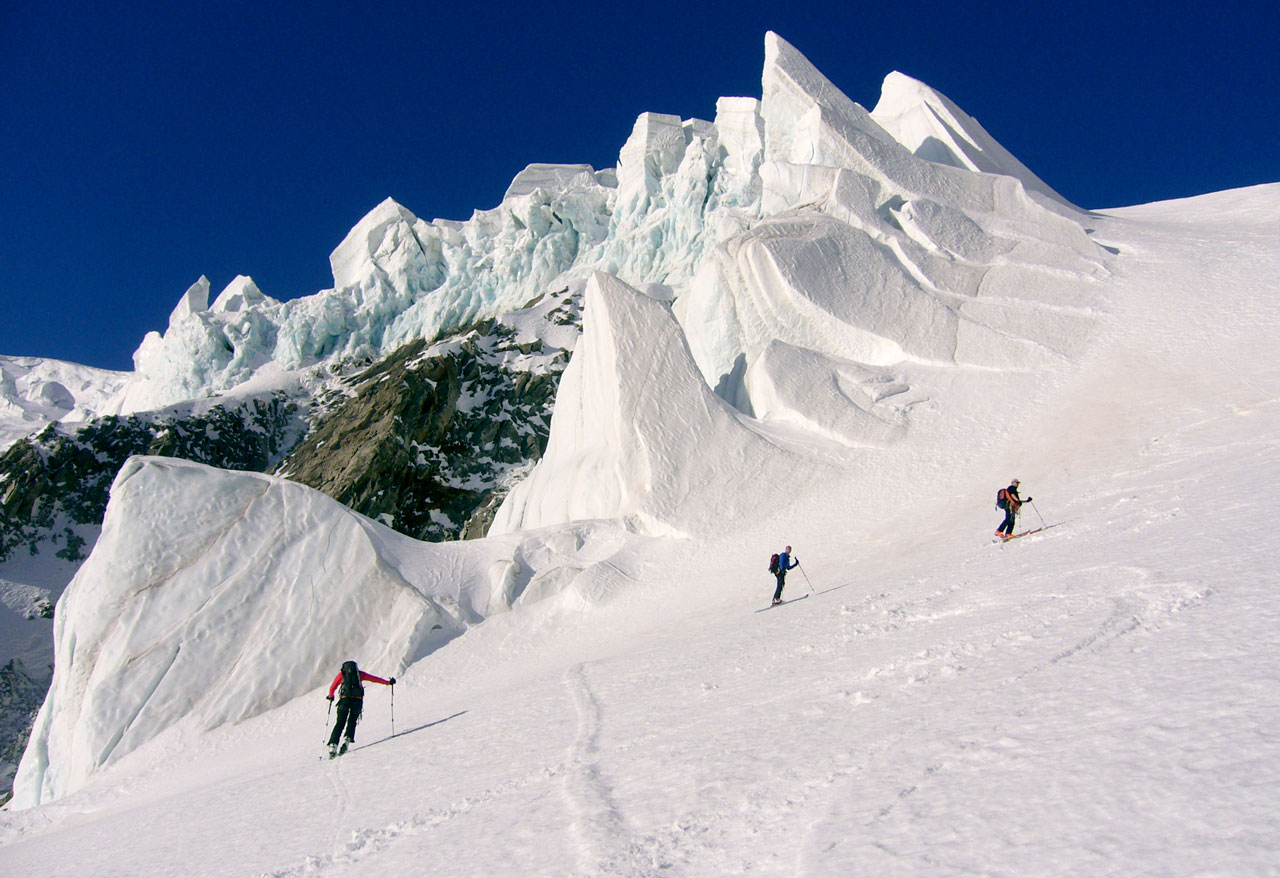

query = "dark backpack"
[339, 660, 364, 698]
[996, 489, 1008, 510]
[768, 553, 780, 574]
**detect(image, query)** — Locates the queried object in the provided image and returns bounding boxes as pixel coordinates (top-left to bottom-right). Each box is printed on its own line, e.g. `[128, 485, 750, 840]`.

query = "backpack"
[768, 553, 780, 574]
[339, 660, 364, 698]
[996, 489, 1008, 510]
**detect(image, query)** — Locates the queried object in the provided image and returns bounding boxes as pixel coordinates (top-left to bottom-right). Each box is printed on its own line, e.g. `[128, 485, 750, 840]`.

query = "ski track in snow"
[560, 662, 633, 876]
[322, 753, 351, 859]
[264, 756, 566, 877]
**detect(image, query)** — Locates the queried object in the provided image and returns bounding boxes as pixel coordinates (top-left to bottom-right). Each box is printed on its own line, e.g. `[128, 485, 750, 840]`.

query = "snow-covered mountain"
[1, 31, 1277, 875]
[94, 33, 1100, 419]
[0, 357, 129, 452]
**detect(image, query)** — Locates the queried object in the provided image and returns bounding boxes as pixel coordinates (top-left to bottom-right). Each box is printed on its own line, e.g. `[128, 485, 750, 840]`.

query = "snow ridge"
[0, 357, 130, 451]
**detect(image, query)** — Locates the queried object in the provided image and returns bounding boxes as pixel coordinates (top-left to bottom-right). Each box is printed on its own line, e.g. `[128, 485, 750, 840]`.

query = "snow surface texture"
[4, 32, 1279, 875]
[12, 457, 439, 803]
[10, 454, 648, 805]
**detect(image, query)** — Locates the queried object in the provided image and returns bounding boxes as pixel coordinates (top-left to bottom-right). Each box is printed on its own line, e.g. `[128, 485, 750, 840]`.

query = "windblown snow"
[2, 31, 1278, 877]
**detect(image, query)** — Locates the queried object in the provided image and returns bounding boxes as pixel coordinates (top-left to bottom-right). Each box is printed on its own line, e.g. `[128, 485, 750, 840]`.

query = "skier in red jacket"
[326, 659, 395, 757]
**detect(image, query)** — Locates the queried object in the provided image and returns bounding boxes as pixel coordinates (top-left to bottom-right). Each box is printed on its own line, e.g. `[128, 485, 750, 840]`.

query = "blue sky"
[3, 1, 1277, 371]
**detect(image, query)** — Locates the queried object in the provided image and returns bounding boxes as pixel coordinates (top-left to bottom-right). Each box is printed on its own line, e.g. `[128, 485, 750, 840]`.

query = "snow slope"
[1, 183, 1277, 874]
[9, 454, 654, 806]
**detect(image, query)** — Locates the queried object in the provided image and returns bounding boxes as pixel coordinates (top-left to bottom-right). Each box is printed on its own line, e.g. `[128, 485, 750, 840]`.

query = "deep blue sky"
[3, 1, 1277, 372]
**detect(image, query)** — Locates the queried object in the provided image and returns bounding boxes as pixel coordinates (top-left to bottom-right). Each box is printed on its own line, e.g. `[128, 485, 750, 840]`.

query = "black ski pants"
[329, 697, 363, 746]
[772, 571, 787, 602]
[997, 506, 1018, 536]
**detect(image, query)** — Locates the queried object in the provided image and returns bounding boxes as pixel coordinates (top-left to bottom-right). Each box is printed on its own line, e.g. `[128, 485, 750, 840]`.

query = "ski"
[993, 527, 1044, 543]
[756, 594, 810, 612]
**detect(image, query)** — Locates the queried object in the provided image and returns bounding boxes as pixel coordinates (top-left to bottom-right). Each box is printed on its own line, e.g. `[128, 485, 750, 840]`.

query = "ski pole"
[1028, 501, 1047, 528]
[390, 682, 396, 738]
[797, 560, 814, 595]
[325, 697, 332, 742]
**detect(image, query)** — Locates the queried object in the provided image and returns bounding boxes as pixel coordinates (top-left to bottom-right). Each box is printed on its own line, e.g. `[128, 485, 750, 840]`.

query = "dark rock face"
[0, 659, 50, 806]
[0, 393, 303, 563]
[277, 319, 571, 542]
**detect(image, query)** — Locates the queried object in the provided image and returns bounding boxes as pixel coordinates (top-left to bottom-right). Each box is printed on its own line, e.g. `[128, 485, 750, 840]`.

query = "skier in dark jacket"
[772, 545, 799, 604]
[326, 659, 394, 757]
[995, 479, 1031, 540]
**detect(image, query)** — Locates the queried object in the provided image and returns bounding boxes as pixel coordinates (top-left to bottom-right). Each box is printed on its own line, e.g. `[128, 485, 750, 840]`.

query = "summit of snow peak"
[870, 70, 1074, 208]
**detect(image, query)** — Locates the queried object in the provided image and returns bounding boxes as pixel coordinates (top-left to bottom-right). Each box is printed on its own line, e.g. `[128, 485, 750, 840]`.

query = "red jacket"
[328, 669, 392, 699]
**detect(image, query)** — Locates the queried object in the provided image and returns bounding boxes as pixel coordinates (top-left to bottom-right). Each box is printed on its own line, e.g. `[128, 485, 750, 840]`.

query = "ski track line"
[560, 661, 638, 877]
[558, 663, 712, 875]
[258, 764, 563, 878]
[1005, 571, 1214, 688]
[323, 753, 352, 859]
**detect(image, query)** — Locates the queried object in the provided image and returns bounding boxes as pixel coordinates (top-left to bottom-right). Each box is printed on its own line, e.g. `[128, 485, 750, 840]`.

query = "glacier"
[103, 32, 1106, 421]
[4, 173, 1279, 871]
[8, 30, 1124, 809]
